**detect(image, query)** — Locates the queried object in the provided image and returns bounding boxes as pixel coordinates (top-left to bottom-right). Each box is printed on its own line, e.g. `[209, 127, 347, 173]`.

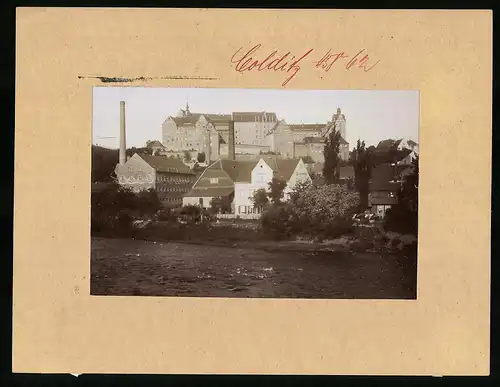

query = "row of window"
[158, 175, 191, 184]
[119, 175, 153, 184]
[157, 186, 189, 193]
[159, 196, 181, 202]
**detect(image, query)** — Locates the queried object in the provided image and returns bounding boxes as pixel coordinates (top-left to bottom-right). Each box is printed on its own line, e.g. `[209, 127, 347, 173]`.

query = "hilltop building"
[161, 104, 350, 163]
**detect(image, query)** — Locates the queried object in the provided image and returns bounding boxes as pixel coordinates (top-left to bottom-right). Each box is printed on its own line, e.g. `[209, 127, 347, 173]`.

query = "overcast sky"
[92, 87, 419, 149]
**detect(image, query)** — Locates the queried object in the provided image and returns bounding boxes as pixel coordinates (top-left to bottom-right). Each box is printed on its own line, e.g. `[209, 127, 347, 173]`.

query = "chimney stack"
[228, 120, 235, 160]
[119, 101, 127, 166]
[206, 130, 211, 165]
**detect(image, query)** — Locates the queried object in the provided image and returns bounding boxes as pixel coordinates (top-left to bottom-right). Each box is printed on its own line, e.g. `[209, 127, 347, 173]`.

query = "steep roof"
[170, 114, 201, 126]
[232, 112, 277, 122]
[289, 123, 327, 132]
[262, 157, 302, 182]
[184, 187, 234, 198]
[146, 140, 165, 149]
[205, 114, 232, 124]
[206, 157, 302, 184]
[376, 139, 403, 150]
[370, 163, 401, 191]
[139, 154, 194, 175]
[219, 159, 257, 183]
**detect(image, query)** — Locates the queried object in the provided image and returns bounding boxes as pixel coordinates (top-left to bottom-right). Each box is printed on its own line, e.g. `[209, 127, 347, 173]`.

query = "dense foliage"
[268, 177, 287, 204]
[323, 125, 341, 184]
[261, 183, 359, 240]
[197, 152, 206, 163]
[209, 196, 232, 214]
[251, 188, 270, 210]
[91, 183, 161, 233]
[349, 140, 372, 210]
[92, 146, 119, 183]
[385, 156, 419, 235]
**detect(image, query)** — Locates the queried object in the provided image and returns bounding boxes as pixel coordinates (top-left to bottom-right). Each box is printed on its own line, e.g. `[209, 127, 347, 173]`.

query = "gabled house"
[145, 140, 166, 155]
[368, 139, 418, 217]
[115, 153, 196, 208]
[182, 157, 311, 215]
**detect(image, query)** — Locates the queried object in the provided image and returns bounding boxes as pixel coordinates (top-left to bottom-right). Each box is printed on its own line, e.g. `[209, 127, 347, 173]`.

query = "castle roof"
[289, 123, 327, 132]
[232, 112, 277, 122]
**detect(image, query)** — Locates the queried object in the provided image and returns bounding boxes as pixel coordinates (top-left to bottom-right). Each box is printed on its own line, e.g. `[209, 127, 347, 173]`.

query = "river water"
[91, 237, 417, 299]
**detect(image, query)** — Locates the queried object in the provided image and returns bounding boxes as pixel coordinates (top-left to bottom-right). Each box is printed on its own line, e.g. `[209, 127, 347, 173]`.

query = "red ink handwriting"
[230, 44, 314, 87]
[230, 45, 381, 87]
[314, 49, 380, 73]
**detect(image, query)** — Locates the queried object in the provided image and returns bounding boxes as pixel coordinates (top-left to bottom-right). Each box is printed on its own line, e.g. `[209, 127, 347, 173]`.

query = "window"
[210, 177, 219, 184]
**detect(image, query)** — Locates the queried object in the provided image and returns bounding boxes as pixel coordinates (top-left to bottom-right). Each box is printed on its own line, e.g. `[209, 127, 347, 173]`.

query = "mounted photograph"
[91, 87, 419, 299]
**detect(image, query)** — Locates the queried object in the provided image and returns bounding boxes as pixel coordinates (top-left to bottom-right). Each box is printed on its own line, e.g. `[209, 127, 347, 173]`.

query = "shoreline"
[91, 233, 417, 257]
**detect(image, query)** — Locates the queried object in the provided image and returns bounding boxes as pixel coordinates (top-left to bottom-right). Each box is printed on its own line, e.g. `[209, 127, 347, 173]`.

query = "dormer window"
[210, 177, 219, 184]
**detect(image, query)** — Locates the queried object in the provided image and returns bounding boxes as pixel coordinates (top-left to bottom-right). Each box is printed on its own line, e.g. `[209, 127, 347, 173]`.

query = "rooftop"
[139, 154, 195, 175]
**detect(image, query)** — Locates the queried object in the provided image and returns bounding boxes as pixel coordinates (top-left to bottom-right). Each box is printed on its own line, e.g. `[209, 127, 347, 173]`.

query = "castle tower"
[332, 107, 346, 140]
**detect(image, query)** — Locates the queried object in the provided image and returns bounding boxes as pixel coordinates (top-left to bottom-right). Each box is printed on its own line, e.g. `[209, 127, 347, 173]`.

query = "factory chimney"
[206, 130, 212, 165]
[228, 120, 235, 161]
[119, 101, 127, 166]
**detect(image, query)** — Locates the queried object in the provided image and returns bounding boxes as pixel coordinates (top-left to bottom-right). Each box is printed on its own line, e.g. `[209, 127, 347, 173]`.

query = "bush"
[259, 184, 359, 241]
[260, 204, 297, 240]
[385, 206, 418, 235]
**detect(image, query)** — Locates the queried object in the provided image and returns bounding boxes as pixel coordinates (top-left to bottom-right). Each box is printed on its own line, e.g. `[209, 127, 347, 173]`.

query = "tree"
[92, 145, 119, 183]
[183, 150, 192, 162]
[251, 188, 270, 210]
[385, 156, 419, 235]
[261, 183, 359, 240]
[323, 125, 341, 184]
[126, 147, 152, 157]
[350, 139, 373, 210]
[209, 196, 232, 214]
[197, 152, 206, 163]
[268, 177, 287, 205]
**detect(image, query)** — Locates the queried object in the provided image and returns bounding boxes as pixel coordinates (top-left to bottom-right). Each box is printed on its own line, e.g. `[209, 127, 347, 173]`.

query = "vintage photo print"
[91, 87, 419, 299]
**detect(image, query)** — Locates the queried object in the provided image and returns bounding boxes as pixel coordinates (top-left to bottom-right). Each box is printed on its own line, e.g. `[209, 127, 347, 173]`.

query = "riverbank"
[91, 237, 417, 299]
[92, 220, 417, 257]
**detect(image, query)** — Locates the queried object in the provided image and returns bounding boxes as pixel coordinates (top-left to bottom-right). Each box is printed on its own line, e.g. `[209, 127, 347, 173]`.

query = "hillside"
[92, 145, 119, 183]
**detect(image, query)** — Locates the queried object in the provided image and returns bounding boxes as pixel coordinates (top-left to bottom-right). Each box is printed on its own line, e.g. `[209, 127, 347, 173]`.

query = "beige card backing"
[14, 8, 492, 375]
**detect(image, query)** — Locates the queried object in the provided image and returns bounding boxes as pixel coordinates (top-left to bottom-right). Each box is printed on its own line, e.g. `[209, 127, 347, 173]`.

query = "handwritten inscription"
[313, 49, 380, 73]
[231, 44, 314, 87]
[230, 45, 380, 86]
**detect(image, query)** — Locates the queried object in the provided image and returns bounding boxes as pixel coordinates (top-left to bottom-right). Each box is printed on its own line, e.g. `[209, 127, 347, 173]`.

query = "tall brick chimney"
[206, 130, 211, 164]
[119, 101, 127, 166]
[228, 120, 235, 160]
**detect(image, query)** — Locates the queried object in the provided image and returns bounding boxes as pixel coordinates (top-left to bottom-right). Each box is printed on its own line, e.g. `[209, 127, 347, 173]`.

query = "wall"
[270, 121, 294, 157]
[285, 160, 312, 192]
[234, 120, 276, 146]
[293, 143, 308, 158]
[156, 172, 196, 208]
[233, 159, 274, 215]
[219, 143, 270, 156]
[115, 154, 156, 193]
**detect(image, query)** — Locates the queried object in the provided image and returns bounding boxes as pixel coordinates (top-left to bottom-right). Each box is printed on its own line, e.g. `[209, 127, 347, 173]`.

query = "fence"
[216, 213, 261, 220]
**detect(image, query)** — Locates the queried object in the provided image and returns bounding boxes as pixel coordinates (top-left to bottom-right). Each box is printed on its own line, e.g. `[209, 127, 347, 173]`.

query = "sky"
[92, 87, 419, 149]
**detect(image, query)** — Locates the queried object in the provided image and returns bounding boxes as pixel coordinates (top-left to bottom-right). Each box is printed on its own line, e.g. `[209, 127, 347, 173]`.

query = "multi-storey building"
[232, 111, 278, 146]
[115, 153, 196, 208]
